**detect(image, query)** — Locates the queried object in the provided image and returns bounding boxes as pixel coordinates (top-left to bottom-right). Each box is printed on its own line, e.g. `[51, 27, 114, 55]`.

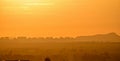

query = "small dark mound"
[45, 57, 51, 61]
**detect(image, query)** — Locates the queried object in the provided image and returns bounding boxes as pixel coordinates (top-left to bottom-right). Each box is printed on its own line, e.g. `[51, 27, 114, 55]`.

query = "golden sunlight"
[3, 0, 54, 9]
[0, 0, 119, 37]
[2, 0, 55, 14]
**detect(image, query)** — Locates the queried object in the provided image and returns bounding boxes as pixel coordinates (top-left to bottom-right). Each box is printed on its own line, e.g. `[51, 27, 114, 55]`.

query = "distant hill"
[76, 32, 120, 42]
[0, 32, 120, 48]
[0, 32, 120, 44]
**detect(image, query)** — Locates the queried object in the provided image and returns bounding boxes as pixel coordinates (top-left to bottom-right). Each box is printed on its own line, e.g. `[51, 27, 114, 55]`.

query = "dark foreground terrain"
[0, 33, 120, 61]
[0, 42, 120, 61]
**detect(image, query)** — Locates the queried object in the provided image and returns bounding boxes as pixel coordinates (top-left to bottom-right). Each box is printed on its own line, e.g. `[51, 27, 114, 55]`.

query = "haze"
[0, 0, 120, 37]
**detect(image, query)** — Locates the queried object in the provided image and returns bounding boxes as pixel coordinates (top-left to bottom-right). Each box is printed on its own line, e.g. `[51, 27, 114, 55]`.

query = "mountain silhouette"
[0, 32, 120, 44]
[76, 32, 120, 42]
[0, 32, 120, 48]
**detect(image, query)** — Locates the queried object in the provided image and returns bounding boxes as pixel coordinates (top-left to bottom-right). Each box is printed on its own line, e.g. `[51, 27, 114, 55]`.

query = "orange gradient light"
[0, 0, 120, 37]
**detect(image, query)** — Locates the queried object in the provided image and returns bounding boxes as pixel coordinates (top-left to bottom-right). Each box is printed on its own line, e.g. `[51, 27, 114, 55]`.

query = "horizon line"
[0, 32, 119, 38]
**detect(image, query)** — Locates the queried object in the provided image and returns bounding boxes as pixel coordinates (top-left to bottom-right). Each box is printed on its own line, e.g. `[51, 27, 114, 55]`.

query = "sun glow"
[19, 0, 53, 6]
[5, 0, 53, 5]
[3, 0, 54, 9]
[2, 0, 54, 14]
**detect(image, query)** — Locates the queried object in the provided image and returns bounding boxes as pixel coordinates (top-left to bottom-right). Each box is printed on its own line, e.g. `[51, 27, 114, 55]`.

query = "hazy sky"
[0, 0, 120, 37]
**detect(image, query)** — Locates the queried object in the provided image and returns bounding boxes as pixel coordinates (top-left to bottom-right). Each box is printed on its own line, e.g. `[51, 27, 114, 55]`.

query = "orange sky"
[0, 0, 120, 37]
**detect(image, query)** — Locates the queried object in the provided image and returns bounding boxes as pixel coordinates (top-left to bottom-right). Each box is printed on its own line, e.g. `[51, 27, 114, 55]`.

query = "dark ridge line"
[0, 32, 119, 40]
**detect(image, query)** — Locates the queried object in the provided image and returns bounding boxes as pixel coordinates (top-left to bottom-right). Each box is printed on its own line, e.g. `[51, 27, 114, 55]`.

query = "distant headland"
[0, 32, 120, 42]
